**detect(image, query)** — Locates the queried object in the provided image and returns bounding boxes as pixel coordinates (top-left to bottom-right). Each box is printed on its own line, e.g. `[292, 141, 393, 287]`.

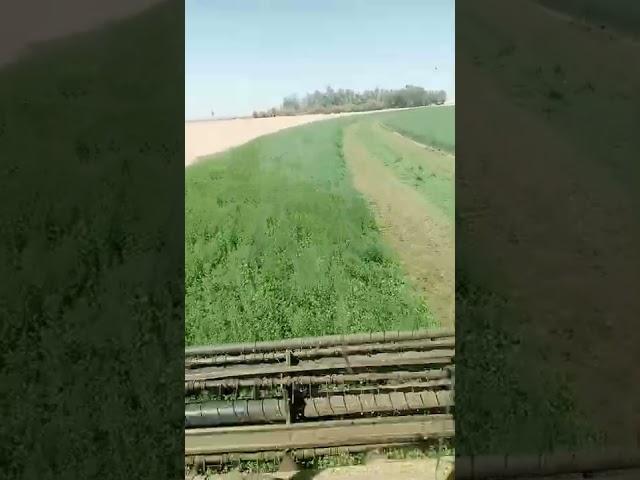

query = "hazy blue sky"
[186, 0, 454, 120]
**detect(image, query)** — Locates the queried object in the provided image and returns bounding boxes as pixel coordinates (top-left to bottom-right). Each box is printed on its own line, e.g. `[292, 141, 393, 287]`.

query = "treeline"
[252, 85, 446, 118]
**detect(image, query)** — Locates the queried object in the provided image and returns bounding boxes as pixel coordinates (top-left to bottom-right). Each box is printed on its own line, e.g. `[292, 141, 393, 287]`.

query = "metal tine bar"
[185, 352, 454, 382]
[185, 442, 424, 466]
[185, 369, 452, 393]
[186, 337, 455, 367]
[185, 327, 454, 357]
[185, 415, 454, 455]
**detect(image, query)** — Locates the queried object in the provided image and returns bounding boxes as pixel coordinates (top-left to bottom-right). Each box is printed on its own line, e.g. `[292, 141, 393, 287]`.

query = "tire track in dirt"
[343, 122, 454, 326]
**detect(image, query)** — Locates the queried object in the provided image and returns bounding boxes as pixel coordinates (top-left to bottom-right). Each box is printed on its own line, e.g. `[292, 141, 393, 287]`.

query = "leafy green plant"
[185, 119, 435, 345]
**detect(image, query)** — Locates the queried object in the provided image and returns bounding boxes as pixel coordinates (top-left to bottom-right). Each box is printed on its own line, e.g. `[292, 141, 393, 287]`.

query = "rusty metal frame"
[184, 328, 456, 467]
[185, 327, 454, 357]
[185, 414, 454, 456]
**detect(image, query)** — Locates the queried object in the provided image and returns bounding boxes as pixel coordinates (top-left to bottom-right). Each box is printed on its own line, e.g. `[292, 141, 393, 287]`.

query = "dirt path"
[343, 122, 454, 326]
[374, 123, 455, 186]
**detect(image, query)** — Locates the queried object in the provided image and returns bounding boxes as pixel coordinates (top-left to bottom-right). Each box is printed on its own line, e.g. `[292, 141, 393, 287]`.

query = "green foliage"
[254, 85, 447, 117]
[379, 105, 455, 153]
[282, 94, 301, 112]
[185, 119, 435, 345]
[352, 108, 455, 219]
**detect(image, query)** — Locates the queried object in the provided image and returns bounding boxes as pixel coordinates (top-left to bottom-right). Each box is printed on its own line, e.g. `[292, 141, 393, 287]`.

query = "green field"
[377, 106, 455, 154]
[349, 120, 454, 219]
[185, 107, 454, 345]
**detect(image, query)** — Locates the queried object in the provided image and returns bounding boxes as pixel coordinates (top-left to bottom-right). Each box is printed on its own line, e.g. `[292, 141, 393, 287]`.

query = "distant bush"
[253, 85, 447, 118]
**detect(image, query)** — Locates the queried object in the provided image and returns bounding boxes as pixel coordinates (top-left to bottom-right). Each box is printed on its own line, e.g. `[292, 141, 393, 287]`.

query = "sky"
[185, 0, 454, 120]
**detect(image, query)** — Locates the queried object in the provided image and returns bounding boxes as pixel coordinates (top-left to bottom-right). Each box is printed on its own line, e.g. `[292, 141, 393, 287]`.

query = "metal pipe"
[316, 378, 453, 394]
[185, 337, 455, 367]
[185, 351, 454, 381]
[185, 442, 423, 465]
[186, 389, 454, 427]
[185, 369, 451, 393]
[185, 327, 454, 357]
[185, 398, 287, 427]
[187, 413, 452, 435]
[185, 414, 454, 455]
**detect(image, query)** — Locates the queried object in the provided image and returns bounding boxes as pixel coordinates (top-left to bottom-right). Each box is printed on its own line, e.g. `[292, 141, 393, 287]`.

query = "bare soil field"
[185, 114, 347, 166]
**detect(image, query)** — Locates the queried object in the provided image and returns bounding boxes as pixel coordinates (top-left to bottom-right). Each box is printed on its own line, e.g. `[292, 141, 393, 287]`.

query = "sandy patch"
[201, 457, 454, 480]
[184, 106, 453, 167]
[185, 113, 346, 166]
